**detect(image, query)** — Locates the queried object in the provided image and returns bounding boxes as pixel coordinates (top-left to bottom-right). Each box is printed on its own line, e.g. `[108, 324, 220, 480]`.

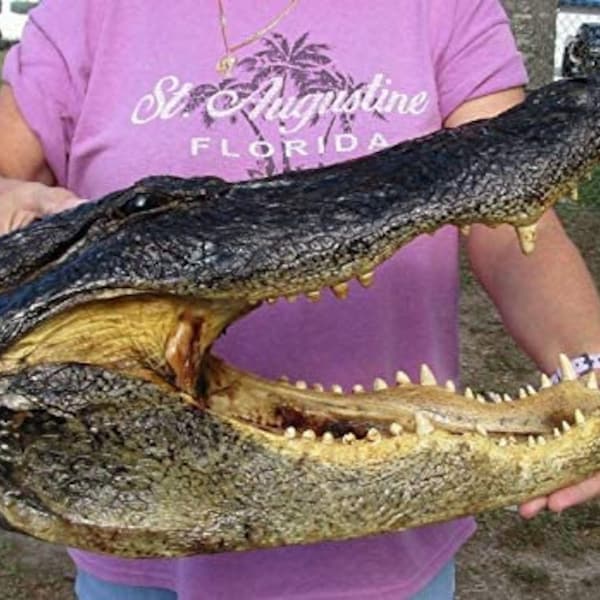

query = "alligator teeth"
[537, 435, 547, 445]
[498, 437, 508, 447]
[306, 291, 321, 302]
[516, 224, 537, 255]
[526, 385, 536, 396]
[528, 435, 536, 447]
[559, 353, 577, 381]
[266, 297, 278, 305]
[464, 387, 475, 400]
[279, 375, 289, 383]
[366, 428, 381, 443]
[503, 394, 513, 403]
[331, 282, 349, 299]
[322, 432, 335, 444]
[415, 413, 434, 436]
[389, 422, 403, 436]
[574, 409, 586, 425]
[342, 432, 357, 444]
[302, 429, 317, 440]
[587, 371, 599, 390]
[312, 383, 324, 392]
[373, 377, 388, 391]
[475, 424, 488, 437]
[540, 373, 552, 389]
[518, 387, 528, 399]
[331, 384, 343, 394]
[322, 431, 335, 444]
[395, 371, 411, 384]
[352, 384, 365, 394]
[295, 380, 308, 390]
[491, 393, 502, 404]
[284, 426, 297, 439]
[420, 364, 437, 386]
[570, 184, 579, 202]
[285, 295, 298, 303]
[445, 380, 456, 393]
[476, 394, 487, 404]
[460, 225, 471, 236]
[553, 427, 562, 439]
[357, 271, 375, 288]
[562, 420, 571, 433]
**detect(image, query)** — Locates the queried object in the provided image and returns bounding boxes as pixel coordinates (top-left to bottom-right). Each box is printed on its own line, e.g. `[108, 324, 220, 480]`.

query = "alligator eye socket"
[120, 193, 173, 216]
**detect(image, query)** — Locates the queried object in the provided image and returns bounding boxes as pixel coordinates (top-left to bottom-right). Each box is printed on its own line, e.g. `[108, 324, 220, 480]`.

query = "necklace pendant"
[217, 54, 236, 76]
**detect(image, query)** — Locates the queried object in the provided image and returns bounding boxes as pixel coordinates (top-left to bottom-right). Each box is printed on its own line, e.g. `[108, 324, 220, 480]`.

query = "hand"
[0, 180, 84, 235]
[519, 472, 600, 518]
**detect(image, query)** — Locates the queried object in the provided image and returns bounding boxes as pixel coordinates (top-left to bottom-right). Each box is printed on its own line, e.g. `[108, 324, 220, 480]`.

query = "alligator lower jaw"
[202, 354, 600, 445]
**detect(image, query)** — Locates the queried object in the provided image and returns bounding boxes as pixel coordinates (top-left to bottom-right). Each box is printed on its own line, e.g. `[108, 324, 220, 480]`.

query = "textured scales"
[0, 76, 600, 556]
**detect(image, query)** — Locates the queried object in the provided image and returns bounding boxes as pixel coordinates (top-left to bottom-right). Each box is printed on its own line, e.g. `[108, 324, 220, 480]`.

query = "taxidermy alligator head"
[0, 76, 600, 557]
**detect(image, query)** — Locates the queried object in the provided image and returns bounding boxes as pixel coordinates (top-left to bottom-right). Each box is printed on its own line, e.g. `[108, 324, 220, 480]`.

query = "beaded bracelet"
[550, 352, 600, 383]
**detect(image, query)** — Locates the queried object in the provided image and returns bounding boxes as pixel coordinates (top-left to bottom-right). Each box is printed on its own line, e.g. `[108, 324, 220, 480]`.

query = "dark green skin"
[0, 76, 599, 352]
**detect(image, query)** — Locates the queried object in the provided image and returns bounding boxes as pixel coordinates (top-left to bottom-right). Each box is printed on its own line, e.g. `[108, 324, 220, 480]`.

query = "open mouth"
[1, 75, 600, 557]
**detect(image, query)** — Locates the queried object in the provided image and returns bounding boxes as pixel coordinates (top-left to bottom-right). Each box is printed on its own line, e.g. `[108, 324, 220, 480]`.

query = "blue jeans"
[75, 559, 455, 599]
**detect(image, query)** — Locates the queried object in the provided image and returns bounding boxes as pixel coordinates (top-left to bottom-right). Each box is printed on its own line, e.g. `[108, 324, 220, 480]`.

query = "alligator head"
[0, 76, 600, 557]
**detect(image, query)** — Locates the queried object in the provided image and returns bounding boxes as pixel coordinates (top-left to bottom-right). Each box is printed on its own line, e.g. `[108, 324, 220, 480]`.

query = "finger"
[519, 496, 548, 519]
[547, 473, 600, 512]
[5, 209, 42, 235]
[40, 189, 86, 213]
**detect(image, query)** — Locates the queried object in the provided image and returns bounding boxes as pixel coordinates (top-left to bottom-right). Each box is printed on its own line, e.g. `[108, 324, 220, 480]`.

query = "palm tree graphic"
[184, 32, 385, 178]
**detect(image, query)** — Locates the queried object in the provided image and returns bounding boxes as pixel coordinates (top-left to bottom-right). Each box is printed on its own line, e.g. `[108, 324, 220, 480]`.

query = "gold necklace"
[216, 0, 300, 76]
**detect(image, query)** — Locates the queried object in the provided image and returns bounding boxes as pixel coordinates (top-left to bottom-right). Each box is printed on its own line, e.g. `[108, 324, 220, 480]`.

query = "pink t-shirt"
[3, 1, 527, 598]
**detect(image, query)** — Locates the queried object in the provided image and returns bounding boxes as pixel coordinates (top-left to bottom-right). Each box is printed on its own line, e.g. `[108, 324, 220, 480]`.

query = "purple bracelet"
[550, 352, 600, 383]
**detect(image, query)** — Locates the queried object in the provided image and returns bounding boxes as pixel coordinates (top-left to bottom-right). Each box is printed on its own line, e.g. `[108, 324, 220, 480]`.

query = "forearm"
[466, 209, 600, 374]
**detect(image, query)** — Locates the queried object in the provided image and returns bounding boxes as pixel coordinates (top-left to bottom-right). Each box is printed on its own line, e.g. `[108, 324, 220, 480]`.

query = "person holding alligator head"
[0, 0, 599, 598]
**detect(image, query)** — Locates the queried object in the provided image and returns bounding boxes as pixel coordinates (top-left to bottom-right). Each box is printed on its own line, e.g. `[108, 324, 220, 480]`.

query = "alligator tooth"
[540, 373, 552, 389]
[373, 378, 388, 391]
[420, 364, 437, 386]
[445, 380, 456, 393]
[559, 353, 577, 381]
[395, 371, 411, 385]
[475, 424, 488, 437]
[415, 413, 434, 436]
[460, 225, 471, 237]
[518, 387, 528, 399]
[331, 282, 350, 300]
[331, 384, 343, 394]
[503, 393, 513, 403]
[562, 420, 571, 433]
[306, 291, 322, 302]
[357, 271, 375, 288]
[286, 294, 298, 303]
[491, 393, 502, 404]
[464, 387, 475, 400]
[366, 428, 381, 443]
[352, 384, 365, 394]
[516, 224, 537, 255]
[528, 435, 536, 447]
[312, 383, 324, 392]
[508, 435, 518, 445]
[476, 394, 487, 404]
[498, 437, 508, 447]
[284, 426, 297, 439]
[322, 432, 335, 444]
[295, 380, 308, 390]
[570, 184, 579, 202]
[587, 371, 599, 390]
[266, 297, 278, 305]
[279, 375, 290, 383]
[302, 429, 317, 440]
[389, 422, 403, 436]
[342, 432, 357, 444]
[537, 435, 547, 445]
[574, 409, 586, 425]
[553, 427, 562, 439]
[526, 385, 537, 396]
